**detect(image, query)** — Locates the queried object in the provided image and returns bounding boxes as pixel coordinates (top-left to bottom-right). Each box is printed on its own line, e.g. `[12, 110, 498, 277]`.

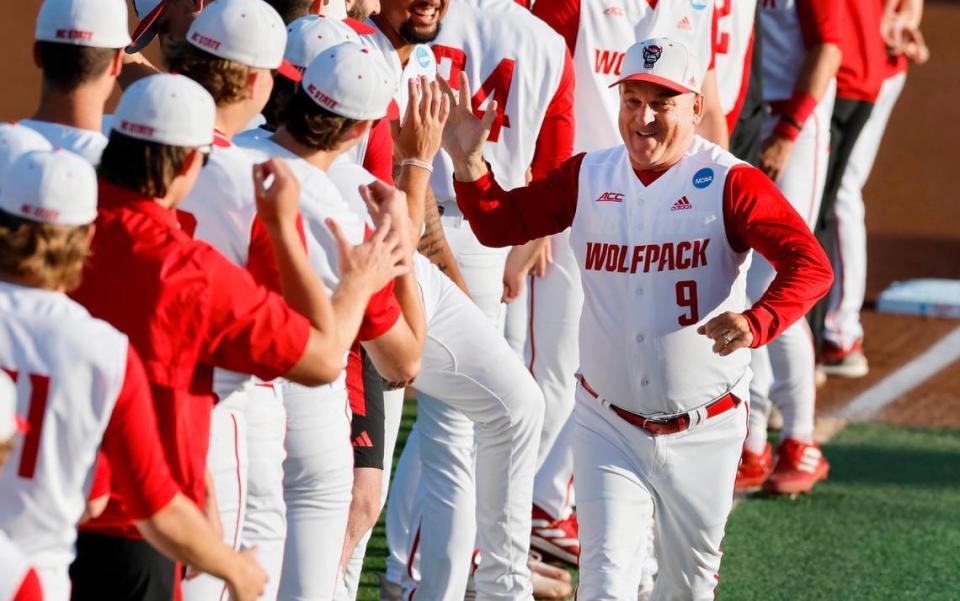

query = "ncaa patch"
[416, 45, 432, 69]
[690, 0, 708, 10]
[692, 168, 714, 189]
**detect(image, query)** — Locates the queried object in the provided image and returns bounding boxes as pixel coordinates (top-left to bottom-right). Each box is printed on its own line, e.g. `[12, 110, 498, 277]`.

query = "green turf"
[357, 413, 960, 600]
[718, 423, 960, 600]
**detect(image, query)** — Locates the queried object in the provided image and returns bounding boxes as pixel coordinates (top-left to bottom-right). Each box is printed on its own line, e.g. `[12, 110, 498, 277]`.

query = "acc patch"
[692, 167, 714, 189]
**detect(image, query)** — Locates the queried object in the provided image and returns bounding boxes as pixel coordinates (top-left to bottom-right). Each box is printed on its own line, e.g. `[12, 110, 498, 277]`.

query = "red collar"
[213, 129, 231, 148]
[97, 179, 182, 231]
[344, 17, 376, 35]
[633, 168, 666, 186]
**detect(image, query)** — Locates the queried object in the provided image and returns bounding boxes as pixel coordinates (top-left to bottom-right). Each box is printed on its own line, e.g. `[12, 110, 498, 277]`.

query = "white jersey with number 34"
[0, 282, 127, 570]
[429, 0, 567, 203]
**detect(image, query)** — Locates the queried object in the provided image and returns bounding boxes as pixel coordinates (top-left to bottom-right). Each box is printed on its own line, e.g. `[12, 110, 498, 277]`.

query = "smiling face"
[379, 0, 448, 44]
[617, 80, 703, 171]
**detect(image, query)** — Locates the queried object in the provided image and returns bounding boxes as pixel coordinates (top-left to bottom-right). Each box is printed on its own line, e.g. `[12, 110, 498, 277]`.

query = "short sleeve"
[201, 245, 312, 380]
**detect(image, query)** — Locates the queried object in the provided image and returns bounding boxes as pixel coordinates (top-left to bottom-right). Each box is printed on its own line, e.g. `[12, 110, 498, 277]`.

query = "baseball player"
[533, 0, 729, 152]
[823, 0, 928, 377]
[0, 144, 279, 601]
[66, 73, 403, 600]
[441, 38, 833, 598]
[714, 0, 765, 165]
[237, 43, 426, 600]
[808, 0, 890, 358]
[21, 0, 129, 164]
[159, 3, 311, 598]
[0, 374, 41, 601]
[736, 0, 842, 495]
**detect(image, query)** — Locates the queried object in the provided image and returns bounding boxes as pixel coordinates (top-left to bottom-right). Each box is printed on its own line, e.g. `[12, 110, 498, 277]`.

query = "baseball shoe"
[531, 505, 580, 567]
[763, 439, 830, 495]
[821, 339, 869, 378]
[735, 442, 774, 491]
[378, 574, 402, 601]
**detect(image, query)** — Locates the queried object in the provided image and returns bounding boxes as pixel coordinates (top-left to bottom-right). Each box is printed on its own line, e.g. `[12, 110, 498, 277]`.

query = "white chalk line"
[834, 326, 960, 422]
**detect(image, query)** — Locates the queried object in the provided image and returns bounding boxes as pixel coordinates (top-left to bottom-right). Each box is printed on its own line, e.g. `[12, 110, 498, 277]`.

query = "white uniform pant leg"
[36, 566, 70, 601]
[384, 425, 421, 586]
[747, 91, 832, 446]
[242, 384, 287, 601]
[574, 388, 747, 601]
[412, 276, 545, 601]
[441, 215, 510, 329]
[825, 72, 907, 350]
[339, 388, 406, 601]
[182, 391, 249, 601]
[279, 384, 353, 601]
[529, 230, 583, 518]
[504, 284, 529, 357]
[401, 398, 477, 601]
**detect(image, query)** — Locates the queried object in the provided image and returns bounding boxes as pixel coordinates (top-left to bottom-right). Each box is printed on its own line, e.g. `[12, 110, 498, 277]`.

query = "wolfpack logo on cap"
[642, 44, 662, 69]
[692, 168, 714, 189]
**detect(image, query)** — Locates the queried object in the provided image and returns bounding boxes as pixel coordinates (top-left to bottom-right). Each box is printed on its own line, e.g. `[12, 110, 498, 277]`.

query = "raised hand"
[253, 158, 301, 229]
[327, 215, 409, 295]
[439, 72, 498, 176]
[393, 76, 451, 163]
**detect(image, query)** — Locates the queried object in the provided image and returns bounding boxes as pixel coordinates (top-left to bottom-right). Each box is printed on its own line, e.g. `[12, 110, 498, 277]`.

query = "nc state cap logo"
[643, 44, 662, 69]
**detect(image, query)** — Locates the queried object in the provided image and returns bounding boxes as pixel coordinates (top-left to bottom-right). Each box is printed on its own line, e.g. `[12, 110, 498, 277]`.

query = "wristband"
[773, 117, 803, 142]
[401, 158, 434, 174]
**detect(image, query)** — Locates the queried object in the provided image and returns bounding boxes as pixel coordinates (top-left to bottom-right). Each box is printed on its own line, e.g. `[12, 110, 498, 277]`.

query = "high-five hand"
[393, 76, 451, 163]
[439, 72, 498, 181]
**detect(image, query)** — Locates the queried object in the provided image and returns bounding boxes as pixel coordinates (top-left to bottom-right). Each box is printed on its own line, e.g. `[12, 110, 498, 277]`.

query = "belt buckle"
[642, 416, 677, 436]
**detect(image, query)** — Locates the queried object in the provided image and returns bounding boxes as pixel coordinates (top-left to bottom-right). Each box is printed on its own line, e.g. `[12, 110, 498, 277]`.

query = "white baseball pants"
[574, 381, 748, 601]
[825, 71, 907, 351]
[182, 389, 249, 601]
[389, 247, 545, 600]
[36, 566, 70, 601]
[278, 382, 353, 601]
[243, 384, 288, 601]
[745, 85, 834, 451]
[529, 230, 583, 520]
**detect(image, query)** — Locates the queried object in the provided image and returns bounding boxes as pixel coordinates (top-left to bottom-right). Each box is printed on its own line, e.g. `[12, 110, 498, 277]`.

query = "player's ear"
[691, 93, 705, 125]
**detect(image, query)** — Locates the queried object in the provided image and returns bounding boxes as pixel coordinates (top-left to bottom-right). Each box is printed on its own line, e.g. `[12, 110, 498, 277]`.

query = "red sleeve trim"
[532, 0, 581, 54]
[362, 118, 396, 185]
[530, 49, 576, 181]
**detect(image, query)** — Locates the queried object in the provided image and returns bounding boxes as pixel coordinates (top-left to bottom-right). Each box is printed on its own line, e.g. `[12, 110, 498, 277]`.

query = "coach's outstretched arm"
[440, 73, 583, 248]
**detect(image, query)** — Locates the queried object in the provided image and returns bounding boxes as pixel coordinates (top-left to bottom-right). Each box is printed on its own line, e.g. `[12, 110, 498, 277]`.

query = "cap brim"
[277, 60, 303, 83]
[127, 0, 167, 54]
[609, 74, 696, 95]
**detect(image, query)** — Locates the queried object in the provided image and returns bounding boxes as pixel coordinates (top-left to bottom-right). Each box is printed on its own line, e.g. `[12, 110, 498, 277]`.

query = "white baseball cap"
[0, 371, 26, 442]
[0, 124, 54, 181]
[35, 0, 131, 49]
[301, 42, 398, 121]
[112, 74, 216, 148]
[187, 0, 301, 81]
[610, 38, 702, 95]
[284, 15, 360, 72]
[0, 149, 97, 227]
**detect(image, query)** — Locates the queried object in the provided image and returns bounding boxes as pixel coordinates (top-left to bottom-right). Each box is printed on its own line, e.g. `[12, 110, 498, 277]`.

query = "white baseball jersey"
[546, 0, 715, 152]
[0, 532, 31, 601]
[760, 0, 809, 102]
[20, 119, 107, 165]
[569, 137, 750, 414]
[428, 0, 567, 203]
[0, 282, 127, 570]
[179, 137, 284, 400]
[714, 0, 757, 115]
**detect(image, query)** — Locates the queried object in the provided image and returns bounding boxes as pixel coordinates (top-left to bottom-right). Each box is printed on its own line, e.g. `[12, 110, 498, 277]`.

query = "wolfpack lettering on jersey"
[0, 283, 127, 570]
[713, 0, 757, 122]
[537, 0, 715, 152]
[570, 138, 751, 413]
[428, 0, 568, 202]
